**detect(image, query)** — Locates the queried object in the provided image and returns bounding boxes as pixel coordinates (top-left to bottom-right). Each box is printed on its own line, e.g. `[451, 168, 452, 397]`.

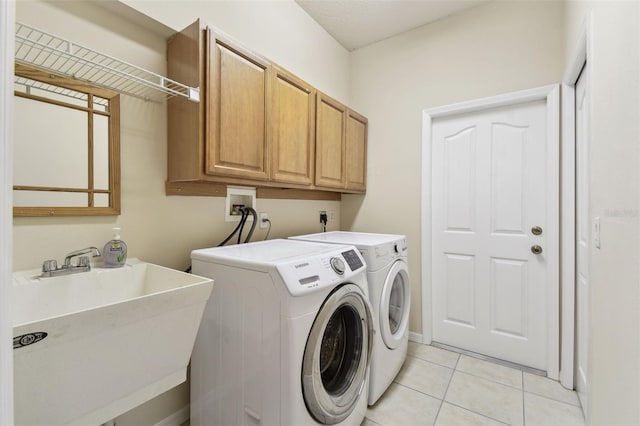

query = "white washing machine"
[190, 239, 373, 426]
[290, 232, 411, 405]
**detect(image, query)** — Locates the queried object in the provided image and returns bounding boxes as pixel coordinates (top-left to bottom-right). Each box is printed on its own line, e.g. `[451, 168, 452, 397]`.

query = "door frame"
[421, 84, 561, 379]
[0, 0, 15, 423]
[560, 12, 592, 393]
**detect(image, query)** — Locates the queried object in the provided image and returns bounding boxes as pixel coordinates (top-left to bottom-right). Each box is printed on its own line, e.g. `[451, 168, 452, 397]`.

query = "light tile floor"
[363, 342, 585, 426]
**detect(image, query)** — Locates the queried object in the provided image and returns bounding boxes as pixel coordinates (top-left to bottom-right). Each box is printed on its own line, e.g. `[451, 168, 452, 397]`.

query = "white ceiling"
[295, 0, 485, 51]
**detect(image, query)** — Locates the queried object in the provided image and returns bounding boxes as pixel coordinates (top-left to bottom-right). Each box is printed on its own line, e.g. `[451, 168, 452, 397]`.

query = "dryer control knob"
[330, 257, 346, 275]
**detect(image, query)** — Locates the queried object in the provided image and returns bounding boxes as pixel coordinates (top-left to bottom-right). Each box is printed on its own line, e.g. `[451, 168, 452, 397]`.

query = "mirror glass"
[13, 64, 120, 216]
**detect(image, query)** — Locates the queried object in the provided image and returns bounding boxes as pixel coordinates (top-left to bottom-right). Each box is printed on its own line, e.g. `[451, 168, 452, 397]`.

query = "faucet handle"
[77, 256, 90, 267]
[42, 259, 58, 272]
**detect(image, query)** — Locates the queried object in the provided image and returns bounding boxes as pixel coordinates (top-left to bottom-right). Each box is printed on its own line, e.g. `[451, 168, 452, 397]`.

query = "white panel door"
[432, 99, 555, 370]
[575, 66, 590, 413]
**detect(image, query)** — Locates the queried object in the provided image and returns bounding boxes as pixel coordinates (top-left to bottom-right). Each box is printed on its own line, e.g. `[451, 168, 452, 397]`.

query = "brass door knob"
[531, 245, 543, 255]
[531, 226, 543, 235]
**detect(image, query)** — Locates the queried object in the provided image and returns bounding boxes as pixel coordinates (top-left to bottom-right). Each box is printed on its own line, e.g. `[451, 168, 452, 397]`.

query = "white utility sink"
[12, 258, 213, 426]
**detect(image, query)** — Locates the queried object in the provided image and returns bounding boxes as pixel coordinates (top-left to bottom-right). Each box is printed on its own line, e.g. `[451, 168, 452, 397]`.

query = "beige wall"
[343, 0, 565, 334]
[563, 2, 640, 425]
[121, 0, 351, 105]
[14, 1, 348, 424]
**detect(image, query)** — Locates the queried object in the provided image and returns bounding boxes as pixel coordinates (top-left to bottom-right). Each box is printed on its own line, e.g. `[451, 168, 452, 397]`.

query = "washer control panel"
[341, 249, 364, 271]
[276, 246, 366, 296]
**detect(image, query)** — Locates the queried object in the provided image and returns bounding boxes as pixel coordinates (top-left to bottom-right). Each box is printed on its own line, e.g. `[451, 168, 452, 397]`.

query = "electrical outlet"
[259, 212, 269, 229]
[319, 210, 328, 224]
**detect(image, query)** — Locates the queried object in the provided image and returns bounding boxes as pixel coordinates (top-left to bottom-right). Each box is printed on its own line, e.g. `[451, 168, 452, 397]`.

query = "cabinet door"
[345, 110, 367, 192]
[270, 67, 316, 186]
[315, 93, 346, 189]
[207, 31, 270, 180]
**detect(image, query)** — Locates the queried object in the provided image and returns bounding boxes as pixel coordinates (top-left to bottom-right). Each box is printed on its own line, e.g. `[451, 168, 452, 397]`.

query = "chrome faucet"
[41, 246, 101, 278]
[64, 247, 101, 267]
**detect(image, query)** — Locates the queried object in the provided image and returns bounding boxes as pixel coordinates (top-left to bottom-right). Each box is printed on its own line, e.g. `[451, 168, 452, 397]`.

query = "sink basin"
[12, 258, 213, 426]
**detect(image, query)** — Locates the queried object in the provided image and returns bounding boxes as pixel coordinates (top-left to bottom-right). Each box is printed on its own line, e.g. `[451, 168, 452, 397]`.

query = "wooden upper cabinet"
[206, 30, 270, 181]
[269, 66, 316, 186]
[166, 20, 367, 196]
[315, 93, 347, 189]
[315, 93, 368, 192]
[345, 109, 368, 192]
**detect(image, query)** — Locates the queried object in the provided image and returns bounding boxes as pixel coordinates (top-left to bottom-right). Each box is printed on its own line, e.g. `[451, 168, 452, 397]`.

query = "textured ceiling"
[296, 0, 485, 51]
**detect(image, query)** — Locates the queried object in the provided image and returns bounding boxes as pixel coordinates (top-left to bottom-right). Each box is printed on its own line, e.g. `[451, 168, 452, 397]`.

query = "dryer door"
[380, 260, 411, 349]
[302, 283, 372, 425]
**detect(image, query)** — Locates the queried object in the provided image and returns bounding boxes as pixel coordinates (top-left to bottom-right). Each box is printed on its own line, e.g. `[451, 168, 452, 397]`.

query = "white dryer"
[290, 232, 411, 405]
[190, 239, 373, 426]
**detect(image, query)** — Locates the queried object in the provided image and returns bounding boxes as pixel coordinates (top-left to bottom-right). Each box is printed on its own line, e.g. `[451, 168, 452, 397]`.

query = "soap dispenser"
[103, 227, 127, 268]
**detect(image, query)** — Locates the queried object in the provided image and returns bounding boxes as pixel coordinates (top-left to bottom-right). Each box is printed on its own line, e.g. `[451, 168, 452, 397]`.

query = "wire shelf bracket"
[14, 21, 200, 103]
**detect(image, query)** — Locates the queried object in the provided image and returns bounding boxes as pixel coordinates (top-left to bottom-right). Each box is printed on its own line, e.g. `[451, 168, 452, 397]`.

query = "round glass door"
[302, 284, 372, 424]
[380, 260, 411, 349]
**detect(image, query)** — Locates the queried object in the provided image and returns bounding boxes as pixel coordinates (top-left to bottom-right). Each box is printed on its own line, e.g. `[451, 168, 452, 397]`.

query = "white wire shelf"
[14, 21, 200, 103]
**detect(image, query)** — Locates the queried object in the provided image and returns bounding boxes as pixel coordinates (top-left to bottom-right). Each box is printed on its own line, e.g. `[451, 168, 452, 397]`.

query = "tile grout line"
[523, 389, 583, 408]
[430, 342, 546, 376]
[408, 344, 584, 426]
[457, 356, 582, 408]
[456, 354, 527, 390]
[444, 401, 512, 426]
[453, 368, 525, 392]
[431, 352, 461, 425]
[363, 416, 382, 426]
[447, 354, 517, 426]
[406, 353, 459, 370]
[392, 381, 447, 404]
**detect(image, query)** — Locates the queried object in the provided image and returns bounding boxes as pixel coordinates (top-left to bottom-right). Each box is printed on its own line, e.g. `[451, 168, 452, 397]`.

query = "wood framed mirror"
[13, 64, 120, 217]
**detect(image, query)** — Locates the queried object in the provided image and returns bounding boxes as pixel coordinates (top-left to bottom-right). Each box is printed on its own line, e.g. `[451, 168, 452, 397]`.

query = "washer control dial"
[330, 257, 346, 275]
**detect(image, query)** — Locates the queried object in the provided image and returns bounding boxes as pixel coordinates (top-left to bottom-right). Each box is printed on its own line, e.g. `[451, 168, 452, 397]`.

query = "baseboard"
[409, 331, 423, 343]
[154, 405, 189, 426]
